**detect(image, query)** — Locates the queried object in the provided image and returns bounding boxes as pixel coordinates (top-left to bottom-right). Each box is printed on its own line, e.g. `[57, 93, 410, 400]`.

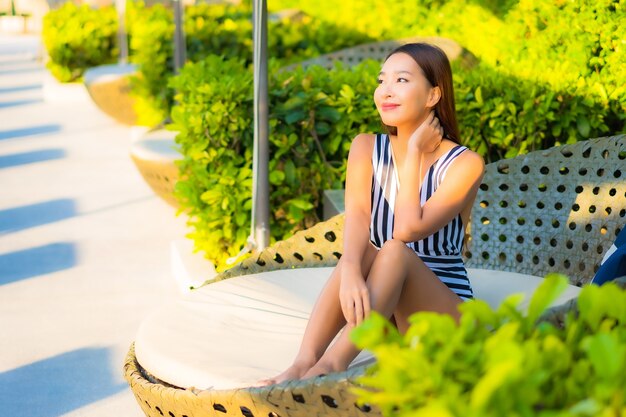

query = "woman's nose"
[380, 84, 393, 98]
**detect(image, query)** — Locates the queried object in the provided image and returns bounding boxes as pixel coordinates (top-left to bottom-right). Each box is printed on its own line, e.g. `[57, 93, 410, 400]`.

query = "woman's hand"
[339, 263, 370, 326]
[409, 111, 444, 153]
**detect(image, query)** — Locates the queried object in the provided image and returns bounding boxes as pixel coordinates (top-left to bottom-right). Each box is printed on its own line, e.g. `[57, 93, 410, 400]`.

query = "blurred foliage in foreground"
[352, 274, 626, 417]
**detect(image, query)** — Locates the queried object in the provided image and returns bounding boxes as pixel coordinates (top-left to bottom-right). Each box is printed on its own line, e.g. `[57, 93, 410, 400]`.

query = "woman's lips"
[381, 104, 400, 111]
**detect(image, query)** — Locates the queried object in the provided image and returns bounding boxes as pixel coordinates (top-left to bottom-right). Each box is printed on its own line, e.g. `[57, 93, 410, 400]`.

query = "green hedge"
[352, 275, 626, 416]
[126, 1, 174, 127]
[169, 56, 380, 270]
[501, 0, 626, 131]
[268, 0, 626, 136]
[171, 51, 615, 268]
[454, 62, 611, 160]
[42, 2, 118, 82]
[129, 1, 374, 126]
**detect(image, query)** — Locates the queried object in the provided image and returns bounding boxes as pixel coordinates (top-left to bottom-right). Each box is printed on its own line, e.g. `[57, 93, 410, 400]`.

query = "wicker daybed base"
[124, 342, 374, 417]
[124, 135, 625, 417]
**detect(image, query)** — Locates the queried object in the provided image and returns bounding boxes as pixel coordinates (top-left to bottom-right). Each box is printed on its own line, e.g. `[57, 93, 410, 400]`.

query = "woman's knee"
[378, 239, 410, 259]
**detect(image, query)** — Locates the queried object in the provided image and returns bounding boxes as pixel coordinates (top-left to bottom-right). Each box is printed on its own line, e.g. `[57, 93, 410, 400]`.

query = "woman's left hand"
[408, 111, 444, 153]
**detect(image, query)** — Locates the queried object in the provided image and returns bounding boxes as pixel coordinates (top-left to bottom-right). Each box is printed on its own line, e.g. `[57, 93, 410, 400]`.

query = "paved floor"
[0, 34, 190, 416]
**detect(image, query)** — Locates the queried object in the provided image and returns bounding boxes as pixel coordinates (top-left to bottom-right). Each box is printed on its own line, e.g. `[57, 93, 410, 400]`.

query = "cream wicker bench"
[124, 135, 625, 417]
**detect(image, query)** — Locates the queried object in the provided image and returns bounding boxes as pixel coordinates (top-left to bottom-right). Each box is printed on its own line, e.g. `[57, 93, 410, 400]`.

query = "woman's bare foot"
[255, 359, 316, 386]
[301, 360, 344, 379]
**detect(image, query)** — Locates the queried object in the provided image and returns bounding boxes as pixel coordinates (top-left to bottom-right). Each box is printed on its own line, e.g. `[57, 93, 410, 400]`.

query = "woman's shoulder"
[353, 132, 378, 143]
[350, 133, 377, 152]
[347, 133, 377, 166]
[457, 145, 484, 165]
[448, 143, 485, 176]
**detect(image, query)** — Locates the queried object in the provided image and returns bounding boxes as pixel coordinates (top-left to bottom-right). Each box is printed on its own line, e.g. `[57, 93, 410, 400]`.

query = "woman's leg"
[259, 242, 380, 385]
[302, 239, 462, 377]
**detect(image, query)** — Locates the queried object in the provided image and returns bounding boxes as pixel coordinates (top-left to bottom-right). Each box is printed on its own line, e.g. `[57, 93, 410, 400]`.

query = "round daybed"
[125, 135, 625, 416]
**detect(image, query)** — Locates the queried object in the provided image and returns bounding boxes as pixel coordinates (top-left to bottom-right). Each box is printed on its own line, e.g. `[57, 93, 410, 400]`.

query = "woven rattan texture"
[124, 344, 380, 417]
[130, 154, 179, 208]
[213, 214, 345, 282]
[281, 36, 476, 72]
[463, 135, 625, 286]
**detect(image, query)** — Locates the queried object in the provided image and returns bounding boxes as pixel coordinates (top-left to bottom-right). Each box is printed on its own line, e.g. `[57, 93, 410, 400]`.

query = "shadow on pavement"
[0, 148, 65, 169]
[0, 199, 77, 234]
[0, 124, 61, 141]
[0, 242, 77, 285]
[0, 66, 44, 76]
[0, 84, 42, 94]
[0, 347, 127, 417]
[0, 98, 43, 108]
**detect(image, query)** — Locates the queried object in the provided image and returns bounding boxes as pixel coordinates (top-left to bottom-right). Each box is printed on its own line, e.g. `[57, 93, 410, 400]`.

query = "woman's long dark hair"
[382, 43, 461, 145]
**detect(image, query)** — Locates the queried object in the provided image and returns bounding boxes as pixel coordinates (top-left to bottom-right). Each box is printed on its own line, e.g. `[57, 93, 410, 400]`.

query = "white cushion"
[135, 267, 581, 390]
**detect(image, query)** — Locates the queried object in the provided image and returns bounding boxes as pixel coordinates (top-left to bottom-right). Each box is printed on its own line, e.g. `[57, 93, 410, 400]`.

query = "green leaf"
[269, 170, 285, 185]
[582, 333, 624, 379]
[475, 86, 483, 105]
[576, 115, 591, 137]
[339, 84, 355, 100]
[471, 361, 519, 409]
[317, 106, 342, 122]
[285, 110, 307, 124]
[315, 121, 331, 135]
[350, 311, 399, 349]
[288, 198, 313, 210]
[284, 160, 296, 186]
[526, 273, 568, 325]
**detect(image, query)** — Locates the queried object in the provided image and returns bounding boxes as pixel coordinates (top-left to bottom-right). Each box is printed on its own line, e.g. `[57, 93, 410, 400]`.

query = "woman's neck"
[390, 113, 430, 147]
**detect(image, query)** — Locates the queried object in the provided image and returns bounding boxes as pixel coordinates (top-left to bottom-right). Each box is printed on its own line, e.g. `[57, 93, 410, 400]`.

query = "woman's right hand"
[339, 263, 370, 326]
[408, 110, 444, 153]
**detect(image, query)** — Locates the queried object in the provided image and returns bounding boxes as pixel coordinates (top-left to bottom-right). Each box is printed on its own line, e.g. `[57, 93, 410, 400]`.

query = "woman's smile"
[381, 103, 401, 111]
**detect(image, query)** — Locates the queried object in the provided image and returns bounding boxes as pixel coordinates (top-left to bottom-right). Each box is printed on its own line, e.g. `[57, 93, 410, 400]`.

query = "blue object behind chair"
[592, 227, 626, 285]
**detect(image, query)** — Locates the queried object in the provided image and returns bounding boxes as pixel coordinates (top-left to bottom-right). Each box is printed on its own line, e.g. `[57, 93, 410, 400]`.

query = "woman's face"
[374, 52, 434, 130]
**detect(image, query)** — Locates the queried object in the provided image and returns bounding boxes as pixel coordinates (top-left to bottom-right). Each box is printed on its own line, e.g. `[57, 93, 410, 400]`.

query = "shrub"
[129, 1, 374, 126]
[169, 56, 380, 270]
[351, 274, 626, 416]
[172, 51, 618, 267]
[454, 63, 611, 160]
[126, 1, 174, 126]
[501, 0, 626, 133]
[269, 0, 626, 137]
[168, 0, 622, 268]
[42, 2, 118, 82]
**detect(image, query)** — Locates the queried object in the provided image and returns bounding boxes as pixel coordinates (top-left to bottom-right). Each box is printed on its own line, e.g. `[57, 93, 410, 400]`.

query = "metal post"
[173, 0, 186, 74]
[116, 0, 128, 64]
[252, 0, 270, 251]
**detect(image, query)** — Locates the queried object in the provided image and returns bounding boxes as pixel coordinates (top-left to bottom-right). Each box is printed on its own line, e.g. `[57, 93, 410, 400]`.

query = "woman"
[262, 42, 485, 384]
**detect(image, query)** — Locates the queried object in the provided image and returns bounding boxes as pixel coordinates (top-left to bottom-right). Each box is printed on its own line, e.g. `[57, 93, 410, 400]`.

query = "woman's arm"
[342, 133, 373, 269]
[393, 146, 484, 243]
[340, 133, 375, 325]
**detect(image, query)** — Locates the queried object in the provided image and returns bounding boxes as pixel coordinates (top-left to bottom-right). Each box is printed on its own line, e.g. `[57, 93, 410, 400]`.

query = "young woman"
[262, 42, 485, 384]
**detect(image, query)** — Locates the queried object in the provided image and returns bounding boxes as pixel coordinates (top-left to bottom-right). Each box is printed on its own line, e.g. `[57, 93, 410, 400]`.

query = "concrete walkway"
[0, 34, 190, 416]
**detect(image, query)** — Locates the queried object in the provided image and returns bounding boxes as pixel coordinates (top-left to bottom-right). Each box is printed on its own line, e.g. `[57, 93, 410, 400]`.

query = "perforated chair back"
[280, 36, 476, 72]
[463, 135, 626, 286]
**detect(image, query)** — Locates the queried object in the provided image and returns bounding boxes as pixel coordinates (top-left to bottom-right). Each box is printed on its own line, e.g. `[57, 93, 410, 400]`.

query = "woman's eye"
[376, 79, 383, 84]
[397, 77, 408, 83]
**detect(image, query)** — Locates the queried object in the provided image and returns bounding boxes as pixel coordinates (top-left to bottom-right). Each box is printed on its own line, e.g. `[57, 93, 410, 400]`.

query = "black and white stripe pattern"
[369, 133, 474, 300]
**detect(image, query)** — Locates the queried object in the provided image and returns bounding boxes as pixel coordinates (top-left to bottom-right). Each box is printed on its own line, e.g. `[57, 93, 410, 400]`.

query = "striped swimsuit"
[369, 133, 474, 300]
